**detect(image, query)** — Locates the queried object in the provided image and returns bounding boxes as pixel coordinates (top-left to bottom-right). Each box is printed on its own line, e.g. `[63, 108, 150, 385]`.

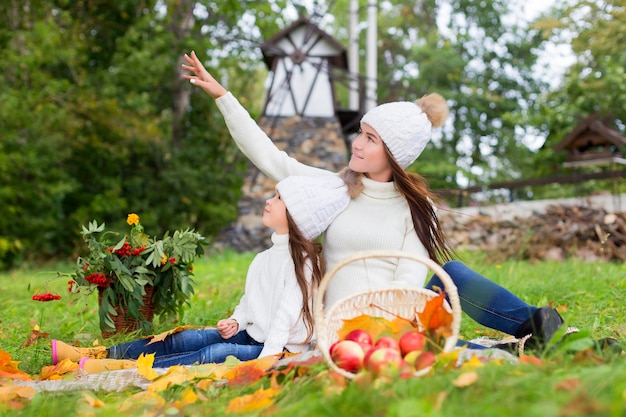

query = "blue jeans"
[426, 261, 538, 337]
[109, 329, 264, 368]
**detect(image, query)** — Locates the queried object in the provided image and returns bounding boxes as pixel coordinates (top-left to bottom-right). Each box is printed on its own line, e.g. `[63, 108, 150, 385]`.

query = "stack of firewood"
[441, 205, 626, 262]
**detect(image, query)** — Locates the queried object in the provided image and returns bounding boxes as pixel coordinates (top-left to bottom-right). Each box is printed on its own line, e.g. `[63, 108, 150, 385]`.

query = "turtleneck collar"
[270, 232, 290, 247]
[360, 176, 400, 199]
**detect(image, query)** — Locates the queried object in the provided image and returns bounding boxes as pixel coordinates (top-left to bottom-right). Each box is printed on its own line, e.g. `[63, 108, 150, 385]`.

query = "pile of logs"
[440, 205, 626, 263]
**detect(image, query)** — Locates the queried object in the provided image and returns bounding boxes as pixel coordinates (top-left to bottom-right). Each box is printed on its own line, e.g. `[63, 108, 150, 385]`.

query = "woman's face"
[348, 123, 393, 182]
[262, 191, 289, 234]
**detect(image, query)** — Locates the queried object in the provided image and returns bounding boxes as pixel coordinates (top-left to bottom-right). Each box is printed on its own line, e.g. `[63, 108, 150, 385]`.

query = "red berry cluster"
[108, 242, 146, 257]
[132, 247, 146, 256]
[32, 293, 62, 302]
[85, 272, 109, 287]
[112, 241, 133, 257]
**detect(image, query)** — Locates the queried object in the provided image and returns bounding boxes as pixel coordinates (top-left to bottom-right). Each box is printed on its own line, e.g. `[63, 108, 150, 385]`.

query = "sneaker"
[51, 340, 108, 365]
[515, 306, 564, 350]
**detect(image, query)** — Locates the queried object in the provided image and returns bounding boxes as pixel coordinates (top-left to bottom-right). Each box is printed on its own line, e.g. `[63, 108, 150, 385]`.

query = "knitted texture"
[277, 175, 349, 240]
[360, 101, 431, 168]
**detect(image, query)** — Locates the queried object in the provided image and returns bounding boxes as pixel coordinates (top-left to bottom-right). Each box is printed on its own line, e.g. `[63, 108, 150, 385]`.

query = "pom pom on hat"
[276, 175, 350, 240]
[360, 93, 448, 168]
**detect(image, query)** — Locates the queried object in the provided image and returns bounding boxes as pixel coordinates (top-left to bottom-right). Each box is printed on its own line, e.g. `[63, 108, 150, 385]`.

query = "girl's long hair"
[286, 212, 324, 343]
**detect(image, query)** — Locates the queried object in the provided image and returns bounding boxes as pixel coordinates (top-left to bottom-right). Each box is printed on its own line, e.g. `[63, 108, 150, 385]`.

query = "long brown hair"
[285, 211, 325, 343]
[386, 153, 455, 264]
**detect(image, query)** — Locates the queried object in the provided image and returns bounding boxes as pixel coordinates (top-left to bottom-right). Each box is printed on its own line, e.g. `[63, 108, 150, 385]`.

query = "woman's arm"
[182, 51, 336, 182]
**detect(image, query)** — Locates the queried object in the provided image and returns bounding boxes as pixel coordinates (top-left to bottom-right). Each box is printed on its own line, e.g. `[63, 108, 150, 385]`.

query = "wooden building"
[219, 17, 351, 252]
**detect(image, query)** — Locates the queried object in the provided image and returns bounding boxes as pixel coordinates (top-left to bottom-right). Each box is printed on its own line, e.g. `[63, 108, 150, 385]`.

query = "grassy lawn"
[1, 250, 625, 416]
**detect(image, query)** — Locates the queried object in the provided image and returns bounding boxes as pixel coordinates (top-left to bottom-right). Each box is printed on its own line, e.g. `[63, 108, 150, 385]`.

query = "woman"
[180, 51, 565, 352]
[52, 175, 350, 372]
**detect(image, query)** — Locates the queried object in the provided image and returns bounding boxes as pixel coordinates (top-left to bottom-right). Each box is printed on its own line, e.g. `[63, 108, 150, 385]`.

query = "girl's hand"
[216, 318, 239, 339]
[181, 51, 228, 99]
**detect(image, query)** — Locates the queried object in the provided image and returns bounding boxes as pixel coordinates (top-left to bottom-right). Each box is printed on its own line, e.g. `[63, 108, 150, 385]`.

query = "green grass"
[1, 251, 625, 416]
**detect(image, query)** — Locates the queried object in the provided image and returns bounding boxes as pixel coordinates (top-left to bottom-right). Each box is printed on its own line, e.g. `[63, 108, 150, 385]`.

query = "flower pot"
[98, 285, 156, 339]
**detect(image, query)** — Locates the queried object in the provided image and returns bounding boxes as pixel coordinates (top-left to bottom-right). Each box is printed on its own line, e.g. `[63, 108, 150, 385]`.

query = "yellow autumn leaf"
[137, 353, 159, 381]
[148, 366, 192, 392]
[452, 371, 479, 387]
[146, 325, 190, 345]
[225, 387, 280, 414]
[82, 392, 105, 407]
[175, 388, 198, 407]
[460, 354, 484, 370]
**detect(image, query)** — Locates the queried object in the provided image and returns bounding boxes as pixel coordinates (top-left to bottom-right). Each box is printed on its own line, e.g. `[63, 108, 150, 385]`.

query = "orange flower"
[127, 213, 140, 226]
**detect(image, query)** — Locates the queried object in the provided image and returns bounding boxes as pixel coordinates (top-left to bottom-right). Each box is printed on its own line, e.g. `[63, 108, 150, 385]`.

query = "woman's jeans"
[426, 261, 538, 347]
[109, 329, 263, 368]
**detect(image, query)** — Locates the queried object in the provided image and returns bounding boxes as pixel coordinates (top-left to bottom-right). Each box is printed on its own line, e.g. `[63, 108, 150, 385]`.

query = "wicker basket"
[314, 250, 462, 379]
[98, 285, 156, 339]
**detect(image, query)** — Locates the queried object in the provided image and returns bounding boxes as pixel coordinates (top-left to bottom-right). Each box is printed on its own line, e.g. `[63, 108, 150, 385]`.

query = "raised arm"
[182, 51, 336, 182]
[181, 51, 227, 99]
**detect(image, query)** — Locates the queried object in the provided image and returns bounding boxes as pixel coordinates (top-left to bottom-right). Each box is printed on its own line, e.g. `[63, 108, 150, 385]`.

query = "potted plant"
[66, 213, 206, 337]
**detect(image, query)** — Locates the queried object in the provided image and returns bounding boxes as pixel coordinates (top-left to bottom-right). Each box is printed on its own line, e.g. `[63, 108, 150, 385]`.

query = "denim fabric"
[109, 329, 264, 368]
[426, 261, 538, 336]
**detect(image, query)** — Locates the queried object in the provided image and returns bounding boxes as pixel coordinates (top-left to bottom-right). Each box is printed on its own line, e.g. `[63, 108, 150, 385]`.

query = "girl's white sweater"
[230, 233, 314, 357]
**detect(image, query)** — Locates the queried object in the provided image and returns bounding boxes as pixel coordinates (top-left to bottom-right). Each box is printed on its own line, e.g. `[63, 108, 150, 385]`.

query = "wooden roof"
[553, 113, 626, 152]
[260, 16, 348, 70]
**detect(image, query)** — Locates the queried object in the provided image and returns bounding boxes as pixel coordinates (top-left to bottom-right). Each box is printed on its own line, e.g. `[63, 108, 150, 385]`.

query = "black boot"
[514, 306, 564, 350]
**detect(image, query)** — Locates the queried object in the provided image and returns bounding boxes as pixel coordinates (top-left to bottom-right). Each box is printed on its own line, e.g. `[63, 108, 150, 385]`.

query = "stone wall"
[217, 115, 348, 252]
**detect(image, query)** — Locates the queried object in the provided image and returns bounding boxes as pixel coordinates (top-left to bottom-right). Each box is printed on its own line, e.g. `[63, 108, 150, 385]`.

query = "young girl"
[52, 175, 349, 371]
[178, 50, 568, 352]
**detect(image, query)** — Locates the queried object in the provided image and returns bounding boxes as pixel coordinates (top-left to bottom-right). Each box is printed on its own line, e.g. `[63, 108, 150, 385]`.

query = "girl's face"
[348, 123, 393, 182]
[262, 191, 289, 234]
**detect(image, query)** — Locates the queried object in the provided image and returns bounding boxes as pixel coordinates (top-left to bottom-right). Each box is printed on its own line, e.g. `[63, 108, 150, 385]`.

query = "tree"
[0, 0, 285, 265]
[531, 0, 626, 197]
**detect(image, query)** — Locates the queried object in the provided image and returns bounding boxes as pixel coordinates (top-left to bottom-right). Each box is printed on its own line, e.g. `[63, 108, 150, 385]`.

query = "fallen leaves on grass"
[452, 371, 478, 387]
[38, 358, 79, 380]
[225, 386, 281, 414]
[554, 377, 580, 392]
[20, 325, 49, 348]
[0, 350, 31, 381]
[0, 381, 37, 403]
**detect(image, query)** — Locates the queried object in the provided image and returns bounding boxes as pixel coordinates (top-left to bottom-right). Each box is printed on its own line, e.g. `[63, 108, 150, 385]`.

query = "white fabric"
[229, 233, 314, 357]
[277, 175, 349, 240]
[216, 92, 430, 310]
[360, 101, 431, 168]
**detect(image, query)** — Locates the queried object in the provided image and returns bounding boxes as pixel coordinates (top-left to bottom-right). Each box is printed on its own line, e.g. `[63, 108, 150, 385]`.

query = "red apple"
[330, 340, 365, 373]
[363, 347, 404, 376]
[414, 351, 436, 371]
[398, 331, 427, 357]
[344, 329, 373, 351]
[373, 336, 400, 351]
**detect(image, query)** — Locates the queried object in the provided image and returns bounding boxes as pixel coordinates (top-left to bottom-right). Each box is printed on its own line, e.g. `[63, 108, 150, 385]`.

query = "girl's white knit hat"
[276, 175, 349, 240]
[360, 101, 431, 168]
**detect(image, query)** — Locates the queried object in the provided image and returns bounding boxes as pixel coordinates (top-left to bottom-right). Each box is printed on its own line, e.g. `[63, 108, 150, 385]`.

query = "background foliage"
[0, 0, 624, 268]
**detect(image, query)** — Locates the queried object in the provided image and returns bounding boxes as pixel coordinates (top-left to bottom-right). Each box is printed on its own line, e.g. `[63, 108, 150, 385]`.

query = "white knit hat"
[276, 175, 349, 240]
[360, 101, 431, 168]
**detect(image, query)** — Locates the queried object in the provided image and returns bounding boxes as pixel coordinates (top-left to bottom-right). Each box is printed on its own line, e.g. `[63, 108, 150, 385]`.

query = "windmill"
[219, 16, 353, 252]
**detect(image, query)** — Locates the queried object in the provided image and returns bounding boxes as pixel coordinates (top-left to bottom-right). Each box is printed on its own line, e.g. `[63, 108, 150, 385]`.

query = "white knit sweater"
[216, 92, 430, 310]
[230, 233, 314, 357]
